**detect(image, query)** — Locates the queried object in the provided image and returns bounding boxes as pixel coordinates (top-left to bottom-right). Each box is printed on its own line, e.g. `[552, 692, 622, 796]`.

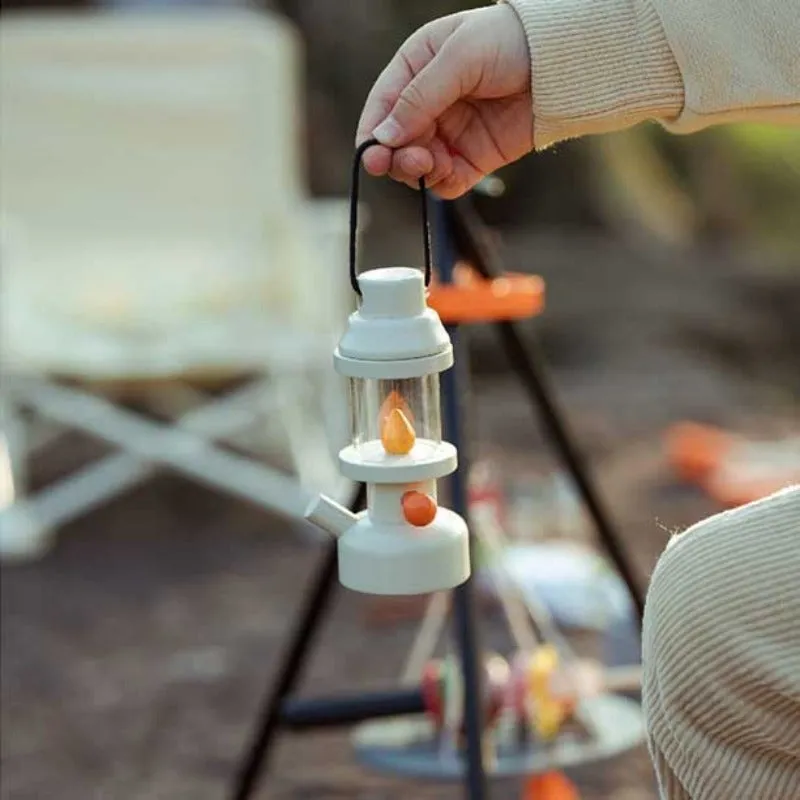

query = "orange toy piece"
[527, 645, 573, 741]
[666, 422, 800, 508]
[427, 263, 545, 324]
[402, 490, 438, 527]
[665, 422, 734, 483]
[381, 408, 416, 455]
[706, 471, 800, 509]
[523, 772, 581, 800]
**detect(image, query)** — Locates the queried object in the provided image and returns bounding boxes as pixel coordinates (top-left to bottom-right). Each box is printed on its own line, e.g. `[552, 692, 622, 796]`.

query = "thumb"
[373, 41, 470, 147]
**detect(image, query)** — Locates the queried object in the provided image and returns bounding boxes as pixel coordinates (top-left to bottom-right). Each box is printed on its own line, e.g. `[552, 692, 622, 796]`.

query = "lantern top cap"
[335, 266, 452, 378]
[357, 267, 426, 319]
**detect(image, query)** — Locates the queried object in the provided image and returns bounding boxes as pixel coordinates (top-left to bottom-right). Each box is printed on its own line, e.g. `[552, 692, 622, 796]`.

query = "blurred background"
[1, 1, 798, 799]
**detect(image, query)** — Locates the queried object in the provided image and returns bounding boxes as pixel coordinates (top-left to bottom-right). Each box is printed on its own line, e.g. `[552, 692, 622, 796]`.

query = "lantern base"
[338, 508, 470, 595]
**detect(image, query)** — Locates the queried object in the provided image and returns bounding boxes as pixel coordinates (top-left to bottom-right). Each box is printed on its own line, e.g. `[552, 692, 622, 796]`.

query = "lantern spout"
[304, 494, 358, 538]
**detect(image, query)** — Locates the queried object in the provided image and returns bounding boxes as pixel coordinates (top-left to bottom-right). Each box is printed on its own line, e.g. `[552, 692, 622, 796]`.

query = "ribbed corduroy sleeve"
[643, 485, 800, 800]
[503, 0, 684, 149]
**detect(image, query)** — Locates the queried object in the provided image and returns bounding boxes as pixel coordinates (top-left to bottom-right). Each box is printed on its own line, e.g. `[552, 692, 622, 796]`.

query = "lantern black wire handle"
[349, 138, 432, 297]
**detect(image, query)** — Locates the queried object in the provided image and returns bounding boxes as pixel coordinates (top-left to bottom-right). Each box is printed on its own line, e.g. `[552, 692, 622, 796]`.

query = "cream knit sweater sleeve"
[504, 0, 800, 149]
[642, 485, 800, 799]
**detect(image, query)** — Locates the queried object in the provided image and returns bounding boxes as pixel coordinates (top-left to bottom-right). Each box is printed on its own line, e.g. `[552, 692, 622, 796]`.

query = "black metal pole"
[229, 483, 366, 800]
[435, 199, 490, 800]
[450, 198, 645, 623]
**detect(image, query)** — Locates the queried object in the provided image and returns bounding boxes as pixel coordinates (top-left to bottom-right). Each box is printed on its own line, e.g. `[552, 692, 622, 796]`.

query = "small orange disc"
[402, 491, 437, 527]
[523, 772, 580, 800]
[665, 421, 733, 482]
[427, 268, 545, 324]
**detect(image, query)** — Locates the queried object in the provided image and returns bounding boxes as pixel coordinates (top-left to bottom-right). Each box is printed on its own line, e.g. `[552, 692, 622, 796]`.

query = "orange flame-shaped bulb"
[381, 408, 416, 455]
[379, 390, 414, 427]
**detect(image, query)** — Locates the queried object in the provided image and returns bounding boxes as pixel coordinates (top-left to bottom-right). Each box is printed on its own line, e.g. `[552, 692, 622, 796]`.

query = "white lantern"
[305, 266, 470, 595]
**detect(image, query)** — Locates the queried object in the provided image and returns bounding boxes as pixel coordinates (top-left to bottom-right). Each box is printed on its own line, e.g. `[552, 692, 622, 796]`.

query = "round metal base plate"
[352, 695, 644, 781]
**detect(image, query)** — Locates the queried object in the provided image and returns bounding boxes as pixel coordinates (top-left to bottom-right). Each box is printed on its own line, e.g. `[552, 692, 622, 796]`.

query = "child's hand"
[356, 5, 533, 199]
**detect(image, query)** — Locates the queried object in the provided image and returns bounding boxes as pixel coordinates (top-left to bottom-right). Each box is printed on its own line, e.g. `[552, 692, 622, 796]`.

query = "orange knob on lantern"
[402, 491, 437, 527]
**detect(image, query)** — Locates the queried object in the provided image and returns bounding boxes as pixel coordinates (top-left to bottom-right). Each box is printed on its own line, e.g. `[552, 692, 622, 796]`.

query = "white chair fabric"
[0, 9, 355, 559]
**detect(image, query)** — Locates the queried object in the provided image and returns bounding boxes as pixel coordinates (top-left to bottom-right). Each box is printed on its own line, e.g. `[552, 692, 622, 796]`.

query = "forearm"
[504, 0, 800, 149]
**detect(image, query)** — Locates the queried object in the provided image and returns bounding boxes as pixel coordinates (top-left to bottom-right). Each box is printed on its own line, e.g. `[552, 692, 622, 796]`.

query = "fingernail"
[373, 116, 404, 146]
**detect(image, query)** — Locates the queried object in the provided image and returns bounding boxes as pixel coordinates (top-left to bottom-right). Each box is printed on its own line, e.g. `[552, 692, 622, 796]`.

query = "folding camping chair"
[0, 8, 355, 559]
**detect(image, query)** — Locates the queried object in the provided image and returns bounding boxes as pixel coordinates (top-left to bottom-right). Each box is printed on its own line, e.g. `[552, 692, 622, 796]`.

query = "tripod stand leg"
[450, 200, 645, 623]
[436, 198, 490, 800]
[445, 351, 490, 800]
[228, 483, 366, 800]
[489, 317, 645, 623]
